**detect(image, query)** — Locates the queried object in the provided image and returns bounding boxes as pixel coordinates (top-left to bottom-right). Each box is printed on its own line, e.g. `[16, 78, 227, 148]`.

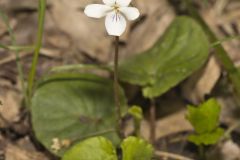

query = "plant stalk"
[150, 98, 156, 143]
[27, 0, 46, 105]
[134, 118, 141, 137]
[114, 36, 123, 138]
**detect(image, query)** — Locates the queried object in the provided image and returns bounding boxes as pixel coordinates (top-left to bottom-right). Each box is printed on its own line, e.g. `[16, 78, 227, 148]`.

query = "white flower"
[84, 0, 140, 36]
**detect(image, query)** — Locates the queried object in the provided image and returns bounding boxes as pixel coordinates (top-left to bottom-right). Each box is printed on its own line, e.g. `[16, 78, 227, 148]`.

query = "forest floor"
[1, 0, 240, 159]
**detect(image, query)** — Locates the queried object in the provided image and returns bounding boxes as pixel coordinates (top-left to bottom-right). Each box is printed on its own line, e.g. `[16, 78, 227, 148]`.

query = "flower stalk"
[114, 36, 123, 138]
[84, 0, 140, 139]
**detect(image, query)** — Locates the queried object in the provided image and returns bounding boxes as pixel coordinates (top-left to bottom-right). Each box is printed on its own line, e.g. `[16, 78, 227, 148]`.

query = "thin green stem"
[0, 10, 28, 106]
[114, 36, 123, 138]
[210, 35, 240, 47]
[27, 0, 46, 105]
[50, 64, 112, 73]
[0, 44, 34, 52]
[150, 98, 156, 143]
[133, 118, 141, 137]
[185, 0, 240, 99]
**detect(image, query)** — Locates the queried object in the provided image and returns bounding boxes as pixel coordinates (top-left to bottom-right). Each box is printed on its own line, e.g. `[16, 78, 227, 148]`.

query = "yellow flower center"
[113, 4, 120, 12]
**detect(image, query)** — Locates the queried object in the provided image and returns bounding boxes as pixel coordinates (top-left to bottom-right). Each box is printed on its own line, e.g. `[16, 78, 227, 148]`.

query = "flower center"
[112, 3, 120, 12]
[111, 3, 121, 22]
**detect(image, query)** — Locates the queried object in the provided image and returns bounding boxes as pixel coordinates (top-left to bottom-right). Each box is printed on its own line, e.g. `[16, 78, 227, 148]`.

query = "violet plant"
[2, 0, 240, 160]
[84, 0, 140, 137]
[61, 1, 154, 160]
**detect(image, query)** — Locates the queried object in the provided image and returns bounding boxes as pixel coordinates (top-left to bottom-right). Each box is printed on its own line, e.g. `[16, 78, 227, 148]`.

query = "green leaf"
[62, 136, 118, 160]
[186, 98, 221, 134]
[31, 73, 127, 156]
[128, 106, 143, 120]
[62, 136, 153, 160]
[188, 128, 224, 145]
[118, 16, 209, 98]
[121, 136, 154, 160]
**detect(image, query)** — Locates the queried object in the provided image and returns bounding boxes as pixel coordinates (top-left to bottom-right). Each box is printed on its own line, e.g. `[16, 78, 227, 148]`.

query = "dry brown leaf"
[5, 143, 49, 160]
[0, 0, 38, 11]
[141, 110, 192, 141]
[207, 140, 240, 160]
[0, 89, 21, 125]
[0, 19, 7, 36]
[16, 137, 39, 152]
[201, 7, 240, 63]
[220, 140, 240, 160]
[121, 0, 175, 59]
[181, 55, 221, 104]
[49, 0, 112, 62]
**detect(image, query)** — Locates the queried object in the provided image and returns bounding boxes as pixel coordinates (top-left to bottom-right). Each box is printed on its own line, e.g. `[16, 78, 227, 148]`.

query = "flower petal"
[103, 0, 115, 6]
[119, 7, 140, 20]
[116, 0, 131, 7]
[105, 11, 126, 36]
[84, 4, 112, 18]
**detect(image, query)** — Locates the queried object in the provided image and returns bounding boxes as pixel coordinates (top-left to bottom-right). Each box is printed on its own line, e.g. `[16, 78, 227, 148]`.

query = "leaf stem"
[150, 98, 156, 143]
[27, 0, 46, 105]
[134, 118, 141, 137]
[114, 36, 123, 138]
[198, 145, 205, 160]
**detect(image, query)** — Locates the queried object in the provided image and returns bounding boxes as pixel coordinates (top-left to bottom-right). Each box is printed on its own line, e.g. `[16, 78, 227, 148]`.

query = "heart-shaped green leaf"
[128, 106, 143, 120]
[119, 16, 209, 98]
[121, 136, 154, 160]
[186, 98, 222, 134]
[62, 136, 118, 160]
[186, 98, 224, 145]
[62, 136, 153, 160]
[31, 73, 127, 155]
[188, 128, 224, 145]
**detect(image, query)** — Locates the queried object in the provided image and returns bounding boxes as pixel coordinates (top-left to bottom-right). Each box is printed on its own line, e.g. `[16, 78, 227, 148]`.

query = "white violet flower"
[84, 0, 140, 36]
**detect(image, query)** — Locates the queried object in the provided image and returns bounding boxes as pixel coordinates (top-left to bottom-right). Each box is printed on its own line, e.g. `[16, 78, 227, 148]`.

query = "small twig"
[155, 151, 194, 160]
[150, 98, 156, 143]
